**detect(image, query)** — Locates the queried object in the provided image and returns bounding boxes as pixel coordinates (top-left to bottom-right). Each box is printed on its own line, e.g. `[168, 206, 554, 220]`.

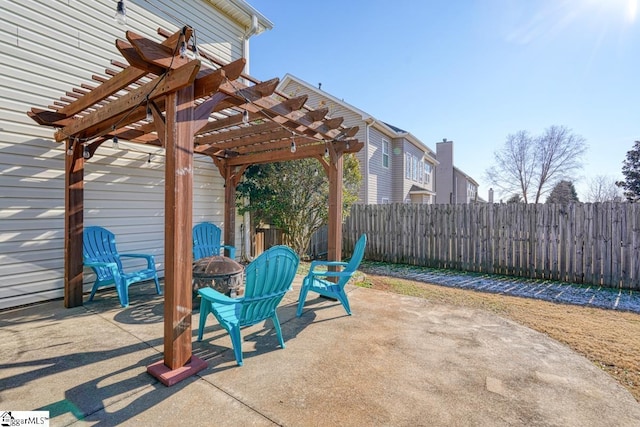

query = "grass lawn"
[352, 271, 640, 403]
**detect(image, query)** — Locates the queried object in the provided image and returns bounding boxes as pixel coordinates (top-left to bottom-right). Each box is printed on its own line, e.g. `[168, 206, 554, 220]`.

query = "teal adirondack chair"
[193, 222, 236, 260]
[83, 226, 161, 307]
[197, 245, 300, 366]
[297, 234, 367, 317]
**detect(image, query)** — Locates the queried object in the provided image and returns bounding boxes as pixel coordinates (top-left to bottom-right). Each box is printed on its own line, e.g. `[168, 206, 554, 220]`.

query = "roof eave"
[207, 0, 274, 34]
[454, 167, 479, 186]
[279, 74, 373, 121]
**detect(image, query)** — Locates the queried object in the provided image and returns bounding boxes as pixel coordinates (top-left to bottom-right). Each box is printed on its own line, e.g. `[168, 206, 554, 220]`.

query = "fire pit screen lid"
[193, 256, 243, 276]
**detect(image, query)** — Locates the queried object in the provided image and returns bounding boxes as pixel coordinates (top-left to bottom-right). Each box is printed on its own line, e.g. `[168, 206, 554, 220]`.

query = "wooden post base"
[147, 356, 207, 387]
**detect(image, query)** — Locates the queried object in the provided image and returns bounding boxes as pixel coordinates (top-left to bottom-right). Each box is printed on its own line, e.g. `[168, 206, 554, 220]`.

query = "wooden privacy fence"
[344, 202, 640, 290]
[308, 225, 329, 259]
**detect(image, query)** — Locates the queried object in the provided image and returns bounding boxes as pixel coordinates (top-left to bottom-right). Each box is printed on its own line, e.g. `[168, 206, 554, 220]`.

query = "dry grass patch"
[356, 273, 640, 402]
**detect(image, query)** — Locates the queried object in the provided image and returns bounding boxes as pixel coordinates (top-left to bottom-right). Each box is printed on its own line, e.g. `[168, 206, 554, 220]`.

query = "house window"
[382, 139, 389, 168]
[381, 197, 390, 204]
[405, 153, 411, 179]
[467, 182, 477, 200]
[418, 160, 423, 183]
[412, 156, 418, 181]
[424, 161, 432, 184]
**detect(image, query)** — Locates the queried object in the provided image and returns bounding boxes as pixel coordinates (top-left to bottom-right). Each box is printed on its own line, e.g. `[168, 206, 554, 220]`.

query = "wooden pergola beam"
[221, 140, 351, 167]
[54, 61, 200, 142]
[116, 40, 166, 75]
[195, 112, 248, 135]
[199, 137, 362, 165]
[193, 58, 245, 98]
[127, 30, 190, 70]
[198, 132, 316, 157]
[56, 29, 187, 118]
[196, 121, 282, 146]
[218, 80, 342, 140]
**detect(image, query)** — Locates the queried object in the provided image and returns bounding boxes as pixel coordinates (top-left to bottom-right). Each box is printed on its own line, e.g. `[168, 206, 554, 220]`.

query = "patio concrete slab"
[1, 277, 639, 426]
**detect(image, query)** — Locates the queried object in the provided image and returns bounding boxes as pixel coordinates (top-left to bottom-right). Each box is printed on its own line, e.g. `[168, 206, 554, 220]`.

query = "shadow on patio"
[1, 276, 640, 426]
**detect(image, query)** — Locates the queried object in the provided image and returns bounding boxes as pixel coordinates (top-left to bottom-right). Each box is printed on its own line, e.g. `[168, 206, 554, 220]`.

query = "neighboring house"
[435, 139, 480, 204]
[0, 0, 272, 309]
[278, 74, 438, 205]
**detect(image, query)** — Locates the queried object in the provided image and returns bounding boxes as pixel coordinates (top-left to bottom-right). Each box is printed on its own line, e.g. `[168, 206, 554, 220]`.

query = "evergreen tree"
[546, 180, 579, 204]
[236, 155, 361, 256]
[616, 141, 640, 202]
[506, 193, 523, 203]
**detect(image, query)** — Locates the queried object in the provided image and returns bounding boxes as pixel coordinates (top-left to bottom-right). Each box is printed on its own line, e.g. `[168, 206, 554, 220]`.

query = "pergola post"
[147, 84, 207, 385]
[223, 165, 236, 258]
[327, 154, 344, 262]
[64, 139, 85, 308]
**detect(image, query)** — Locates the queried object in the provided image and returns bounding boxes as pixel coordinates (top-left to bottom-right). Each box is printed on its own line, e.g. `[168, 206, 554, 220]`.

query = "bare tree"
[485, 125, 588, 203]
[485, 131, 536, 203]
[585, 175, 622, 202]
[533, 125, 587, 203]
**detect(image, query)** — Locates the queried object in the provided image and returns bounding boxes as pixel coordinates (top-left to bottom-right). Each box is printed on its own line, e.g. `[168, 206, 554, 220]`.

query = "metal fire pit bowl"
[192, 256, 244, 299]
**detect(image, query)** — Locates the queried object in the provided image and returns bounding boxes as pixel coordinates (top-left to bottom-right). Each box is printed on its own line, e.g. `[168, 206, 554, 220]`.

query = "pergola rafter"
[28, 26, 362, 386]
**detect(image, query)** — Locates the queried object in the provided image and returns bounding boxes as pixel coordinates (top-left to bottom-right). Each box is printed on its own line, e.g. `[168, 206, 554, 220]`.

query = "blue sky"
[247, 0, 639, 201]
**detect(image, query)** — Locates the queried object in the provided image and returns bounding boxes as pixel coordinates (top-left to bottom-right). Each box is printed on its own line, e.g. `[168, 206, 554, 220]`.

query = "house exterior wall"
[278, 75, 437, 206]
[0, 0, 255, 309]
[278, 80, 372, 201]
[454, 169, 478, 203]
[401, 138, 431, 202]
[368, 127, 394, 203]
[387, 136, 402, 202]
[422, 156, 436, 197]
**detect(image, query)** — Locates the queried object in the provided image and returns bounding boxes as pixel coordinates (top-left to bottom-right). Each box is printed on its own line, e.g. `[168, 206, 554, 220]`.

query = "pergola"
[28, 27, 362, 385]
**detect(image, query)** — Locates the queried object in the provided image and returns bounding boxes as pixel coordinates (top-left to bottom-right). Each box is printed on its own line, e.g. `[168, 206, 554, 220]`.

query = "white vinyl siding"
[278, 78, 443, 206]
[0, 0, 248, 309]
[279, 79, 372, 201]
[367, 128, 394, 203]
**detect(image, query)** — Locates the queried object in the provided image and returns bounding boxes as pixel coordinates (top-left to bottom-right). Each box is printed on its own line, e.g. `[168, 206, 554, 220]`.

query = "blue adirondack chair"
[197, 245, 300, 366]
[193, 222, 236, 260]
[83, 226, 161, 307]
[296, 234, 367, 317]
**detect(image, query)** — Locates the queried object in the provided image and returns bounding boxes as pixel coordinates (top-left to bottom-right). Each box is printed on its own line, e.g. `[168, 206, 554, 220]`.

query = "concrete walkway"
[1, 276, 640, 426]
[360, 262, 640, 313]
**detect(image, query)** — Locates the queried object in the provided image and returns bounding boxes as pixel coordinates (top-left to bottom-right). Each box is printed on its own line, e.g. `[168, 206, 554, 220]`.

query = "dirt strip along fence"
[343, 202, 640, 290]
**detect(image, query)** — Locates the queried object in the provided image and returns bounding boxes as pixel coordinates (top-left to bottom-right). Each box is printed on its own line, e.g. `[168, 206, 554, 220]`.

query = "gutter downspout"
[241, 14, 259, 261]
[242, 14, 259, 73]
